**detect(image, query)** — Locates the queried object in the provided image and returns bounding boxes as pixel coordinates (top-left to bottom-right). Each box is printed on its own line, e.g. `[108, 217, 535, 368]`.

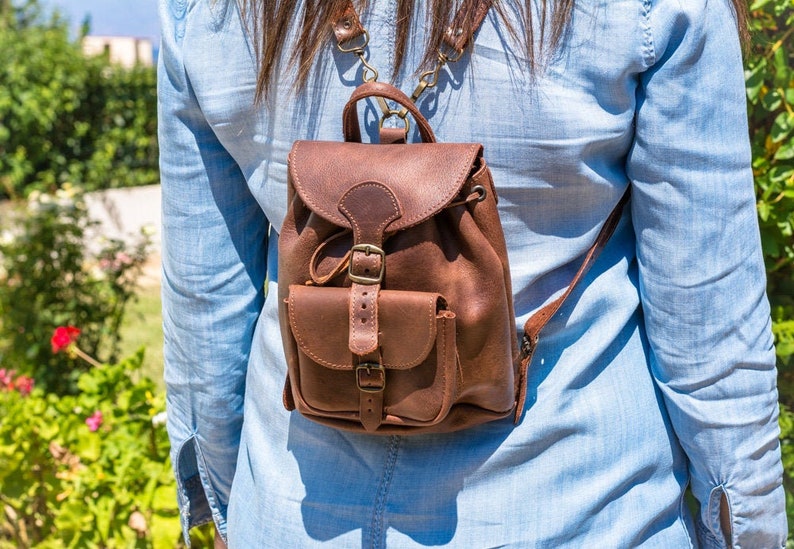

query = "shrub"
[748, 0, 794, 368]
[746, 0, 794, 541]
[0, 1, 158, 199]
[0, 185, 150, 393]
[0, 349, 180, 548]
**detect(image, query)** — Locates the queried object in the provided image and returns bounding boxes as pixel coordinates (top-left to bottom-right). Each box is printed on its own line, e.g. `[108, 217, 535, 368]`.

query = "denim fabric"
[158, 0, 786, 547]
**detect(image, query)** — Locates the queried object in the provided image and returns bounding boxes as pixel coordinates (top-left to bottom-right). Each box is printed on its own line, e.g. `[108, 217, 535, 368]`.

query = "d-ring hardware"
[471, 184, 487, 202]
[378, 110, 411, 137]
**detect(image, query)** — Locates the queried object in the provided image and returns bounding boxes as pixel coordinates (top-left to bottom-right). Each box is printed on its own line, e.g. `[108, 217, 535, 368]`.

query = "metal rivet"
[343, 19, 352, 29]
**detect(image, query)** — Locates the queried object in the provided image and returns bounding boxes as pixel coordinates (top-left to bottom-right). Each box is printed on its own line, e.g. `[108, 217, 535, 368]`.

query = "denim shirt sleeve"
[626, 1, 786, 547]
[158, 0, 268, 542]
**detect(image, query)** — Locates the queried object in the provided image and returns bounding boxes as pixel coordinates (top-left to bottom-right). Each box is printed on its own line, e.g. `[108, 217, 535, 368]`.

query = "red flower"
[85, 410, 103, 432]
[14, 375, 34, 396]
[51, 326, 81, 353]
[0, 368, 15, 390]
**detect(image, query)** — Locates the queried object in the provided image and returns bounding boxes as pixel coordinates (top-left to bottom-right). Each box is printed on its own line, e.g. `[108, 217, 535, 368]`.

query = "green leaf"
[785, 87, 794, 105]
[771, 112, 794, 143]
[762, 89, 783, 111]
[775, 142, 794, 160]
[750, 0, 775, 10]
[773, 45, 791, 89]
[759, 200, 773, 222]
[745, 61, 767, 103]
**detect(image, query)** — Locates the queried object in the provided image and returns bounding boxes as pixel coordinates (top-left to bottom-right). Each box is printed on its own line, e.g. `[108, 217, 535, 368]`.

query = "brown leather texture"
[331, 3, 366, 47]
[278, 82, 518, 434]
[442, 0, 493, 55]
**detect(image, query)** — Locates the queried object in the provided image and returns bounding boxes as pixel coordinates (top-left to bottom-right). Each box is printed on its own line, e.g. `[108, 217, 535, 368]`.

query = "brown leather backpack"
[277, 2, 628, 435]
[279, 81, 518, 434]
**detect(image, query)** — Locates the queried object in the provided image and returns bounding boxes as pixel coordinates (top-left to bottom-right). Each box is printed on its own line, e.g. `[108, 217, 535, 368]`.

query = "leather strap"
[514, 188, 631, 422]
[358, 365, 386, 432]
[339, 181, 403, 431]
[332, 0, 492, 57]
[442, 0, 493, 56]
[339, 181, 402, 355]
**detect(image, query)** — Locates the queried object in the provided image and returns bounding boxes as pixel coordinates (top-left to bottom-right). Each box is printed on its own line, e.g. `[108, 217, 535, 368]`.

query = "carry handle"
[342, 82, 437, 144]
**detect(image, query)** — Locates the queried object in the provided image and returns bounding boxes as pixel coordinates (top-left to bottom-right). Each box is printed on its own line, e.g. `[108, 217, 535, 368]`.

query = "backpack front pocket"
[285, 285, 458, 430]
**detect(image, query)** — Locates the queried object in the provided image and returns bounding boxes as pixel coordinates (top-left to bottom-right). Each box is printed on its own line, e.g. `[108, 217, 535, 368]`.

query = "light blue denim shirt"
[158, 0, 786, 547]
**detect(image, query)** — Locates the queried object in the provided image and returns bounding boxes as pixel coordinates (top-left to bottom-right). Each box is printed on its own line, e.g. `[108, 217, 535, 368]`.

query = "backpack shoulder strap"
[515, 188, 631, 422]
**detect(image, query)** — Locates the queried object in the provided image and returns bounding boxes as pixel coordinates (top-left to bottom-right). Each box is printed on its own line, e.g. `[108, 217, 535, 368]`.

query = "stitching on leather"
[289, 290, 351, 370]
[387, 294, 437, 368]
[290, 288, 438, 369]
[289, 141, 481, 230]
[350, 285, 378, 354]
[338, 181, 401, 237]
[402, 143, 480, 227]
[435, 312, 449, 420]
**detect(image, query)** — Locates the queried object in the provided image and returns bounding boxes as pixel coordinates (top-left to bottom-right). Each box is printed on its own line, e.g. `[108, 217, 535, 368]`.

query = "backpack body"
[277, 84, 519, 434]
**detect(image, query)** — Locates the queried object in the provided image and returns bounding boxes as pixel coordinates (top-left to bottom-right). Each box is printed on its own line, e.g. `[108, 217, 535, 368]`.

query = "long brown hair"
[239, 0, 749, 102]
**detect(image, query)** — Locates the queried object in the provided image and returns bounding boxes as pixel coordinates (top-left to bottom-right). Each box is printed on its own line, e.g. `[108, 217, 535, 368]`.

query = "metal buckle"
[356, 363, 385, 393]
[348, 244, 386, 285]
[520, 334, 534, 359]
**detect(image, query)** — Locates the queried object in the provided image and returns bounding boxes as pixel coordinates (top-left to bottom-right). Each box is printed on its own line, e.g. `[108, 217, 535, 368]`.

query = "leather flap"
[289, 141, 482, 231]
[288, 285, 444, 370]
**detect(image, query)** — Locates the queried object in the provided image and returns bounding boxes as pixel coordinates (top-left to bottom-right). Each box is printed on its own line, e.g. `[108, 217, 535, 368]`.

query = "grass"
[118, 281, 164, 390]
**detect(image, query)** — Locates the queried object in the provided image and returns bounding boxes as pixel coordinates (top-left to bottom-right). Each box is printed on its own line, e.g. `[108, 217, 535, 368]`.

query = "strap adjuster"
[348, 244, 386, 285]
[356, 363, 385, 393]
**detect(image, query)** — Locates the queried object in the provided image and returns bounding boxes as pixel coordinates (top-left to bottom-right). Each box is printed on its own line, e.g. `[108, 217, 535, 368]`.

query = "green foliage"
[0, 1, 158, 199]
[0, 186, 150, 393]
[0, 350, 180, 548]
[747, 0, 794, 369]
[747, 0, 794, 541]
[83, 66, 160, 192]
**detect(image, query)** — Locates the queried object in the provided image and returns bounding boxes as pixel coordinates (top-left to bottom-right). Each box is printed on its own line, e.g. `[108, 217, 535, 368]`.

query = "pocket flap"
[288, 285, 445, 370]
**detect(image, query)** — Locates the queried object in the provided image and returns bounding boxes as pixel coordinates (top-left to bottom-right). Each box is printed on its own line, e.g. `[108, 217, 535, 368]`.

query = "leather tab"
[334, 0, 491, 62]
[359, 385, 384, 431]
[332, 3, 366, 47]
[442, 0, 493, 55]
[338, 181, 402, 244]
[338, 182, 402, 356]
[380, 126, 406, 144]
